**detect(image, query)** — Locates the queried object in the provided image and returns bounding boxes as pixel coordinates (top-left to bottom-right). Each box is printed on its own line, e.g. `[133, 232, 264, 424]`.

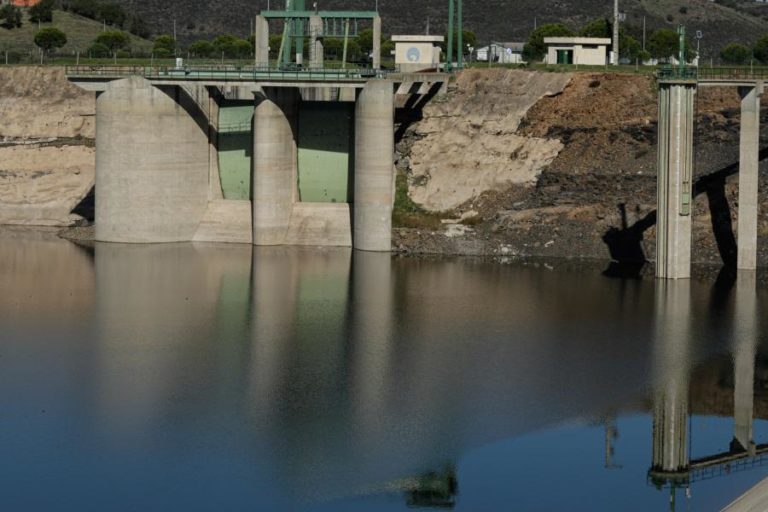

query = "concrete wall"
[95, 76, 210, 243]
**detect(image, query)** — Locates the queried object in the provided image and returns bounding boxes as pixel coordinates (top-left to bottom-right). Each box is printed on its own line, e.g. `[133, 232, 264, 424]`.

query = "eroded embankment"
[0, 67, 95, 226]
[396, 69, 768, 268]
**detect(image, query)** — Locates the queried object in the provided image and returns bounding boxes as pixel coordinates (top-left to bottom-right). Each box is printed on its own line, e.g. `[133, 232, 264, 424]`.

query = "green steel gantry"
[446, 0, 463, 71]
[263, 0, 378, 67]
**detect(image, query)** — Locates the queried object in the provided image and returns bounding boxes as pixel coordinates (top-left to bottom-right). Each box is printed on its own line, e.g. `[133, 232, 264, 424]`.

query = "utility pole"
[447, 0, 454, 71]
[612, 0, 619, 65]
[457, 0, 463, 68]
[642, 16, 646, 51]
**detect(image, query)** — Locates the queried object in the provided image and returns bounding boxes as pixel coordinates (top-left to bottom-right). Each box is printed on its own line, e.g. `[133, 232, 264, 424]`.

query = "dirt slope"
[0, 67, 95, 226]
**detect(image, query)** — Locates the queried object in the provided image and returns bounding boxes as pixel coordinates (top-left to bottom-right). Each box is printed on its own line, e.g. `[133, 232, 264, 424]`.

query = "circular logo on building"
[406, 47, 421, 62]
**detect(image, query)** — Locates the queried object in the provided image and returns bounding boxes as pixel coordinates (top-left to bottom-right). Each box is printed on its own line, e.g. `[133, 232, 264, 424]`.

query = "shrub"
[87, 42, 110, 57]
[720, 43, 750, 64]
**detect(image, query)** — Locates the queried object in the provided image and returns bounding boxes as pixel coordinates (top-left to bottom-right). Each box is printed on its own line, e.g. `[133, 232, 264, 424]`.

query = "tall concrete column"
[372, 16, 382, 70]
[733, 271, 757, 454]
[656, 83, 696, 279]
[309, 16, 324, 69]
[95, 77, 209, 243]
[737, 84, 762, 270]
[254, 15, 269, 66]
[650, 281, 692, 479]
[354, 80, 395, 252]
[252, 87, 299, 245]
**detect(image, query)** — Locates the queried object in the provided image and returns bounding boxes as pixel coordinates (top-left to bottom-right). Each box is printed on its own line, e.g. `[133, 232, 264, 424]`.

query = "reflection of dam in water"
[649, 271, 767, 510]
[2, 231, 768, 510]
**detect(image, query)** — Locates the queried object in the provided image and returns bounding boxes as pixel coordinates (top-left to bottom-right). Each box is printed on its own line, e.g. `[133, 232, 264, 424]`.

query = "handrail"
[657, 66, 768, 82]
[64, 64, 395, 81]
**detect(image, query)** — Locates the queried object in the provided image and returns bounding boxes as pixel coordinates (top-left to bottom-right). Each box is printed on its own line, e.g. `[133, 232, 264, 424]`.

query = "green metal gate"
[297, 101, 354, 203]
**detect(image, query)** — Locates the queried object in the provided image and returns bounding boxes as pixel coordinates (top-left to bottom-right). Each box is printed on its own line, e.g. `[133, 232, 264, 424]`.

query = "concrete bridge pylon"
[656, 78, 763, 278]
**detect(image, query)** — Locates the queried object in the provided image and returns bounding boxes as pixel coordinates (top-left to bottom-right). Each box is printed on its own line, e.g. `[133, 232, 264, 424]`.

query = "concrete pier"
[95, 77, 209, 243]
[252, 87, 299, 246]
[737, 85, 763, 270]
[656, 84, 696, 279]
[372, 16, 382, 70]
[254, 15, 269, 66]
[309, 16, 324, 69]
[354, 80, 395, 252]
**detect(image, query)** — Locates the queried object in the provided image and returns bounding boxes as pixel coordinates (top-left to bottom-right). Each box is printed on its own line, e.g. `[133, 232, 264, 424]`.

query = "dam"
[64, 7, 447, 252]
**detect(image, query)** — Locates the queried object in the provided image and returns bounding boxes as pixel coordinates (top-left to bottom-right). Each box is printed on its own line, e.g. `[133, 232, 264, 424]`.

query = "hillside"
[120, 0, 768, 58]
[0, 10, 152, 55]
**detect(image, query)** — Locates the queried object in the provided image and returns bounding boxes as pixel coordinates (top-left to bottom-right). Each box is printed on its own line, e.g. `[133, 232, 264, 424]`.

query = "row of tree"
[720, 37, 768, 65]
[0, 0, 149, 39]
[523, 20, 697, 63]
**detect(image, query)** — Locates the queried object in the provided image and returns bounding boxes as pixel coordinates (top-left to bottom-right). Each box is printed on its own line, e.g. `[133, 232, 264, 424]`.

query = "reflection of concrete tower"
[650, 280, 692, 484]
[732, 271, 757, 455]
[350, 251, 394, 448]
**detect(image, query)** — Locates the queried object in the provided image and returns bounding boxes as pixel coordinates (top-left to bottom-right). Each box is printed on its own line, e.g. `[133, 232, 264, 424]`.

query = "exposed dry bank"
[396, 69, 768, 268]
[0, 67, 95, 226]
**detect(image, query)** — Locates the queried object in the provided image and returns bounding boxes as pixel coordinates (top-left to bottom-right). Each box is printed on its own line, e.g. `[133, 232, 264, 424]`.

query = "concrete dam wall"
[4, 67, 768, 267]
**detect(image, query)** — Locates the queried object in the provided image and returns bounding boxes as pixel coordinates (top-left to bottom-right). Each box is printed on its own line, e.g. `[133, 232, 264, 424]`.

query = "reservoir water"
[2, 229, 768, 511]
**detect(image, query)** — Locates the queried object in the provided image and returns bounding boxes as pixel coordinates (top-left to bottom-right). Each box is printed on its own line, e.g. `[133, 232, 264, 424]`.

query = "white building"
[392, 35, 444, 72]
[476, 42, 525, 64]
[543, 37, 611, 65]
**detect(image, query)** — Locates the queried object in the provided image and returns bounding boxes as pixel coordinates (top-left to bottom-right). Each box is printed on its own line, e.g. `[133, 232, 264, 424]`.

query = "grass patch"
[392, 171, 447, 230]
[0, 10, 151, 55]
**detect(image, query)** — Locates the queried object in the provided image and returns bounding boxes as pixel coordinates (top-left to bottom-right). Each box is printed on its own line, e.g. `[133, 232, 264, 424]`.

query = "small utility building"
[477, 42, 525, 64]
[392, 35, 444, 72]
[543, 37, 611, 65]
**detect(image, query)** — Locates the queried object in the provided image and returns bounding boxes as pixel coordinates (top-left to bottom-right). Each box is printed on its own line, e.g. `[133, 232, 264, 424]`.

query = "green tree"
[29, 0, 55, 24]
[34, 27, 67, 55]
[358, 28, 374, 56]
[94, 30, 129, 54]
[0, 4, 22, 29]
[212, 34, 252, 59]
[648, 28, 695, 62]
[523, 23, 574, 61]
[580, 18, 643, 61]
[87, 42, 110, 57]
[153, 34, 176, 54]
[268, 34, 282, 59]
[441, 30, 477, 58]
[188, 40, 213, 58]
[753, 35, 768, 64]
[721, 43, 750, 64]
[580, 18, 611, 38]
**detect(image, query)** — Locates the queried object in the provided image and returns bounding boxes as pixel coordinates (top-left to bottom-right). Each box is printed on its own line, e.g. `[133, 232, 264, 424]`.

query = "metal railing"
[64, 64, 395, 81]
[655, 66, 698, 81]
[657, 66, 768, 82]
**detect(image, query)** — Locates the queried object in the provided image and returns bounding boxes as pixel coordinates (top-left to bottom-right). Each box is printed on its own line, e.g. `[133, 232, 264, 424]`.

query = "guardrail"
[657, 66, 768, 82]
[64, 64, 395, 81]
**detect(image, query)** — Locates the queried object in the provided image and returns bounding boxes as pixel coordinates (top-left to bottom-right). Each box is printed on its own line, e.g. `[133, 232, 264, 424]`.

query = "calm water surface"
[2, 229, 768, 511]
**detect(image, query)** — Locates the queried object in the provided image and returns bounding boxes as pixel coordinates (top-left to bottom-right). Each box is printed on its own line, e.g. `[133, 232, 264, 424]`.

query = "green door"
[557, 50, 573, 65]
[297, 102, 354, 203]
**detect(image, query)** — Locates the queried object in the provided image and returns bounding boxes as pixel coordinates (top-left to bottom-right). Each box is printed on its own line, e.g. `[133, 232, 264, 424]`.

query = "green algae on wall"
[218, 102, 253, 200]
[297, 101, 354, 203]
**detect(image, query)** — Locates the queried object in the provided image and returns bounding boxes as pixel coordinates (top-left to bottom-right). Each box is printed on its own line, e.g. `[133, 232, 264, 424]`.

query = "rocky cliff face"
[0, 67, 95, 226]
[405, 69, 571, 212]
[396, 69, 768, 270]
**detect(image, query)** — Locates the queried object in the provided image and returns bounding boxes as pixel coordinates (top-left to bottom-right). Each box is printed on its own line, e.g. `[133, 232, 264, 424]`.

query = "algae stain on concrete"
[218, 101, 253, 201]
